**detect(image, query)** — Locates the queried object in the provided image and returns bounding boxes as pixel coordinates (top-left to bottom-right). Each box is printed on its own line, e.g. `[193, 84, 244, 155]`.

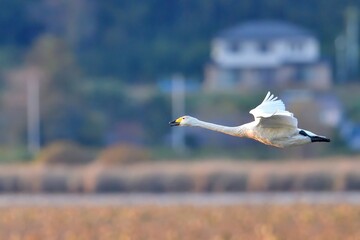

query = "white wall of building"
[211, 38, 320, 68]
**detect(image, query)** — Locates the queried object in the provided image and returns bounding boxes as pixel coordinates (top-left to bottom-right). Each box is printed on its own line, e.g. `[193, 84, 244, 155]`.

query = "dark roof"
[217, 20, 314, 41]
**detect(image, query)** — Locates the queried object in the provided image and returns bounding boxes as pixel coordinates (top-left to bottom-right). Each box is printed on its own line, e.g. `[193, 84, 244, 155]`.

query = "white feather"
[249, 91, 293, 119]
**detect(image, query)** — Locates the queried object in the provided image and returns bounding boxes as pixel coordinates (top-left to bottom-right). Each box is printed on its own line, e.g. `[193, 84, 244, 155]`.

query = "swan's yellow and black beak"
[169, 118, 181, 127]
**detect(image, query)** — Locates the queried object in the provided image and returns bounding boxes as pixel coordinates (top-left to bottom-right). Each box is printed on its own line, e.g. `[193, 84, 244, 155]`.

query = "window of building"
[228, 42, 241, 53]
[290, 41, 304, 51]
[258, 42, 269, 53]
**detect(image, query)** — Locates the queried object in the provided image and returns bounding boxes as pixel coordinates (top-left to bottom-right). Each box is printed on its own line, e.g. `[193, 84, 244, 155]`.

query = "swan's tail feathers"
[299, 130, 330, 143]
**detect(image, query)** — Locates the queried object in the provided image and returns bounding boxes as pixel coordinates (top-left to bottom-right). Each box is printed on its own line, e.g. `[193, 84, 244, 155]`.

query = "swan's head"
[169, 116, 198, 127]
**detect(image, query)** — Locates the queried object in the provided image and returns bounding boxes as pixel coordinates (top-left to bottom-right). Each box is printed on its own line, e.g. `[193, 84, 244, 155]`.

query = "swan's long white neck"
[193, 119, 245, 137]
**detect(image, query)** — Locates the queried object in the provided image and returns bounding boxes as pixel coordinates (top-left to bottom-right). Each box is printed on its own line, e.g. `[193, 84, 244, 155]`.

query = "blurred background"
[0, 0, 359, 188]
[1, 0, 359, 162]
[1, 1, 360, 239]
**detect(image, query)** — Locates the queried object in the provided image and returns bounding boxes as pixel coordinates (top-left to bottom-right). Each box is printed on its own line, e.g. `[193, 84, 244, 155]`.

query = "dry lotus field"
[0, 205, 360, 240]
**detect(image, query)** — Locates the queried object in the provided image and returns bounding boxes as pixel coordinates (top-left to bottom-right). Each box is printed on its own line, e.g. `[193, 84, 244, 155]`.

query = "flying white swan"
[169, 91, 330, 148]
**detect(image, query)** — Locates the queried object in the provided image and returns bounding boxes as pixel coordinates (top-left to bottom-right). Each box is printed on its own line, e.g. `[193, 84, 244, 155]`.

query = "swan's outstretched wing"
[249, 92, 298, 128]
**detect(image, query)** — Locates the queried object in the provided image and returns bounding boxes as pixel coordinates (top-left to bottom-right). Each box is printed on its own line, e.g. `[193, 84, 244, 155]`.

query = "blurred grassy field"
[0, 205, 359, 239]
[0, 157, 360, 193]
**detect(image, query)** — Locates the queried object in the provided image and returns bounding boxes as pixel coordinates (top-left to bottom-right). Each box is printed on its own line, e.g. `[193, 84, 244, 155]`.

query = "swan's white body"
[169, 92, 330, 148]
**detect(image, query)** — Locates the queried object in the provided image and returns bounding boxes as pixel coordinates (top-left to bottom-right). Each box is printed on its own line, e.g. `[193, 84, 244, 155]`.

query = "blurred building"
[204, 20, 332, 91]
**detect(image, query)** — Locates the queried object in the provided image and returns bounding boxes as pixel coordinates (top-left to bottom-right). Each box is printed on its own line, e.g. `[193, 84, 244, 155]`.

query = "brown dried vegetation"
[36, 141, 93, 166]
[95, 143, 150, 165]
[0, 205, 359, 239]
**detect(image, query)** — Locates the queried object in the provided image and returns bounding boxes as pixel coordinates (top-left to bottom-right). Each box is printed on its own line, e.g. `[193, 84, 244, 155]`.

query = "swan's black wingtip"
[299, 130, 330, 143]
[311, 136, 330, 143]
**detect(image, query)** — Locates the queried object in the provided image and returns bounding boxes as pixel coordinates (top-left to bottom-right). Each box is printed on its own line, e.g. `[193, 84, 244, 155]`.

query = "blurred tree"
[0, 69, 28, 146]
[136, 94, 171, 145]
[80, 78, 130, 145]
[0, 0, 44, 46]
[0, 0, 358, 156]
[36, 0, 96, 50]
[0, 0, 357, 83]
[25, 35, 86, 144]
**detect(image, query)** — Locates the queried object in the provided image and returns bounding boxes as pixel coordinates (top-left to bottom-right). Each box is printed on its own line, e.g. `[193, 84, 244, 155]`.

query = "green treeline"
[0, 0, 357, 81]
